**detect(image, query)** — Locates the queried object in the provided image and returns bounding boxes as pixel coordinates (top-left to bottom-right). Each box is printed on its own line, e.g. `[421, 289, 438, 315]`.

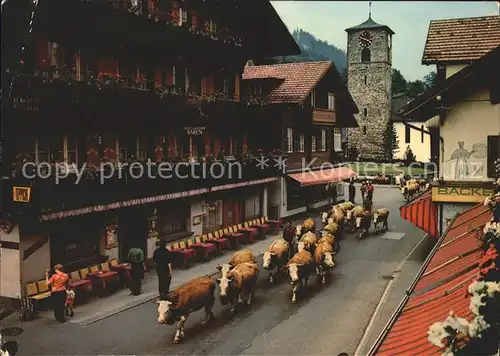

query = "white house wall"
[439, 88, 500, 181]
[394, 121, 431, 162]
[0, 226, 21, 298]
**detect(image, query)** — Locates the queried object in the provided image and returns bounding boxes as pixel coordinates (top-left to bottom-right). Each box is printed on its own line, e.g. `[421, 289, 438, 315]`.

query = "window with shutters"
[321, 129, 326, 151]
[311, 136, 316, 152]
[137, 137, 147, 161]
[286, 128, 293, 153]
[487, 135, 499, 178]
[298, 133, 305, 152]
[65, 135, 78, 165]
[333, 128, 342, 152]
[294, 132, 301, 152]
[245, 195, 259, 219]
[328, 93, 335, 110]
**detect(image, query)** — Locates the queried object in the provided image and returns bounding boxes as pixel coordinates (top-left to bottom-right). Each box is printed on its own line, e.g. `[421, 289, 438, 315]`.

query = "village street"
[3, 186, 433, 356]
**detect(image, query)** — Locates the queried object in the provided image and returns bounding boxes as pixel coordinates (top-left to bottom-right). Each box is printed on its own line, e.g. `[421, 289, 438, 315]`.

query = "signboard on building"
[13, 186, 31, 202]
[431, 186, 494, 203]
[105, 224, 118, 249]
[184, 126, 206, 135]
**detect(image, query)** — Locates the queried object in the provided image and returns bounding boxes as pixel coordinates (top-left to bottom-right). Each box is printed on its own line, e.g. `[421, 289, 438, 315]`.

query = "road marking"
[354, 233, 428, 356]
[379, 232, 405, 240]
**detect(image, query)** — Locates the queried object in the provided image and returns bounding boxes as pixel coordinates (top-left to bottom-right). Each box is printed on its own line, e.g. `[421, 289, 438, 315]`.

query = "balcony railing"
[6, 153, 285, 213]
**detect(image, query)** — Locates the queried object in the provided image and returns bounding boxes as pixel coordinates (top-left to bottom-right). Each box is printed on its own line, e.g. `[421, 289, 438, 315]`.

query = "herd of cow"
[400, 178, 430, 202]
[156, 200, 392, 344]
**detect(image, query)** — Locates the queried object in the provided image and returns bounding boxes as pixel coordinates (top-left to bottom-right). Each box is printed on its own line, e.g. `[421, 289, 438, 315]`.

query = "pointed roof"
[345, 16, 395, 35]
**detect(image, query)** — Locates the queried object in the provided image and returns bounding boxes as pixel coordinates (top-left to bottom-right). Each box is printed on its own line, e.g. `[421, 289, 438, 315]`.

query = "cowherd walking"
[262, 240, 290, 283]
[286, 241, 315, 304]
[156, 277, 216, 344]
[217, 262, 259, 315]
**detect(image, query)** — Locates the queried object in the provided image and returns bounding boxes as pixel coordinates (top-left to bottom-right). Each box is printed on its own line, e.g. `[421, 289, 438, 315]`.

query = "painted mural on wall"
[446, 141, 486, 180]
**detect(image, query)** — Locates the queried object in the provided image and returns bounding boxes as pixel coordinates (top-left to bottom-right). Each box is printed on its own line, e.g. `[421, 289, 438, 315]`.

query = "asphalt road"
[11, 187, 432, 356]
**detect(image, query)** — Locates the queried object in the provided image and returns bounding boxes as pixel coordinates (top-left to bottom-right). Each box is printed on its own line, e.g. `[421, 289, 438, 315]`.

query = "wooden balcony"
[313, 108, 336, 126]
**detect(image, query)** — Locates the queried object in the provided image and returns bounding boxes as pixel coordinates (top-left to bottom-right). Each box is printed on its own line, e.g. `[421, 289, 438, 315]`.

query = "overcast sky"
[271, 1, 499, 81]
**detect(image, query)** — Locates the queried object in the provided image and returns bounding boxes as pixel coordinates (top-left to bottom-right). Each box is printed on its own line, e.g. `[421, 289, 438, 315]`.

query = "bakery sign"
[432, 186, 494, 203]
[184, 126, 206, 135]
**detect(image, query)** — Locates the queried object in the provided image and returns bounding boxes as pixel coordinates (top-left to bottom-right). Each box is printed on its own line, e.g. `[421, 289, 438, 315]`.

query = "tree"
[392, 69, 408, 95]
[423, 71, 437, 91]
[383, 120, 399, 160]
[404, 146, 416, 166]
[406, 79, 425, 97]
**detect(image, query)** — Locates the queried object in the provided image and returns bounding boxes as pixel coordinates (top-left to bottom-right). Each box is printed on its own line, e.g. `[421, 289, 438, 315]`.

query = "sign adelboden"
[431, 186, 494, 203]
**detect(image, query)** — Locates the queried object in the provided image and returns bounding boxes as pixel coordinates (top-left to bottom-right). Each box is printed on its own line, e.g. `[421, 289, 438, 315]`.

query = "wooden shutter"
[487, 135, 499, 178]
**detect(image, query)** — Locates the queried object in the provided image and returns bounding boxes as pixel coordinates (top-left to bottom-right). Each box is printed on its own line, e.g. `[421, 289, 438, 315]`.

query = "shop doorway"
[119, 207, 148, 262]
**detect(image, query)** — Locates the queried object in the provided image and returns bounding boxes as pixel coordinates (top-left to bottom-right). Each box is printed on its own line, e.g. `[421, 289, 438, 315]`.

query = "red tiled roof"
[371, 203, 492, 355]
[422, 15, 500, 64]
[242, 61, 332, 103]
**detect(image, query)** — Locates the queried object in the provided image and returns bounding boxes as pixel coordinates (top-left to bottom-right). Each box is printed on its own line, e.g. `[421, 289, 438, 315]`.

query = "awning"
[370, 203, 492, 356]
[210, 177, 278, 192]
[399, 190, 438, 238]
[287, 167, 357, 186]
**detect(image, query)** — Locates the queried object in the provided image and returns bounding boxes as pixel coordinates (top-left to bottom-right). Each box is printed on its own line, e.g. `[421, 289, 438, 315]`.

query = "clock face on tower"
[359, 31, 373, 47]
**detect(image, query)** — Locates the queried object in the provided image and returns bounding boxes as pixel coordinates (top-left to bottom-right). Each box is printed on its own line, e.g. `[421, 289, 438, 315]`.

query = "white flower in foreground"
[469, 315, 490, 338]
[469, 294, 486, 315]
[428, 321, 449, 348]
[444, 312, 469, 335]
[469, 280, 500, 299]
[484, 196, 492, 207]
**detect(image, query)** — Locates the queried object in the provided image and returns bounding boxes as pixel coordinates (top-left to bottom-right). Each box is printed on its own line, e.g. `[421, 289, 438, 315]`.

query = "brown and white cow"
[262, 239, 289, 283]
[286, 242, 315, 304]
[401, 184, 418, 202]
[156, 277, 216, 344]
[314, 241, 335, 284]
[299, 231, 317, 252]
[216, 248, 256, 277]
[346, 205, 364, 230]
[217, 262, 259, 315]
[323, 222, 340, 236]
[317, 233, 336, 248]
[336, 201, 354, 213]
[296, 218, 316, 237]
[373, 208, 390, 232]
[355, 211, 373, 239]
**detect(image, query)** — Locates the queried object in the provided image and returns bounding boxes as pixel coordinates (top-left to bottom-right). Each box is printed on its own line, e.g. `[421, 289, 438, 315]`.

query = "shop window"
[204, 201, 221, 232]
[158, 207, 188, 237]
[245, 195, 260, 219]
[287, 178, 306, 211]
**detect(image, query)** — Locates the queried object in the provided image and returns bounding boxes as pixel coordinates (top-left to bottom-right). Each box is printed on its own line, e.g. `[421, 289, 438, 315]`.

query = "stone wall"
[346, 28, 393, 160]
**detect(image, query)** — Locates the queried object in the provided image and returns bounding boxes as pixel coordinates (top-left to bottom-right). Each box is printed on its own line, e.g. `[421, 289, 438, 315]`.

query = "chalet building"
[397, 16, 500, 237]
[0, 0, 300, 299]
[242, 61, 358, 218]
[391, 93, 432, 163]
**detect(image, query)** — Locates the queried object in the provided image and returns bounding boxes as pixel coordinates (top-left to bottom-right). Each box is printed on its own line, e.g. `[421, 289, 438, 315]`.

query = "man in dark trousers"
[348, 181, 356, 203]
[127, 247, 145, 296]
[367, 181, 375, 201]
[153, 239, 173, 300]
[282, 221, 295, 258]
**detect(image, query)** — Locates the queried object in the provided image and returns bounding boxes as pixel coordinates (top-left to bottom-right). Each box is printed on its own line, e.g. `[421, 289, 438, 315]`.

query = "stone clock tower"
[346, 9, 394, 160]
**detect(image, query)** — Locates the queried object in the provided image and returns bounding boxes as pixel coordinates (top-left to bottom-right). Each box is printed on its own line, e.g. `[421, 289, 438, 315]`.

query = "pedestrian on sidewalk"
[127, 247, 145, 296]
[348, 181, 356, 204]
[153, 239, 173, 300]
[65, 285, 75, 317]
[45, 264, 69, 323]
[282, 221, 295, 259]
[367, 181, 374, 201]
[360, 181, 367, 201]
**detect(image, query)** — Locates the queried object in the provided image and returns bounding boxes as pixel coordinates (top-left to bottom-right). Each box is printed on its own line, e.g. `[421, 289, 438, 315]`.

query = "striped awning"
[400, 190, 438, 238]
[287, 167, 357, 186]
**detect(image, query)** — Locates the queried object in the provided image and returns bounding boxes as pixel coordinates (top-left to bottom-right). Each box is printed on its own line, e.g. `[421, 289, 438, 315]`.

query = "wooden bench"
[250, 218, 270, 238]
[69, 271, 92, 303]
[222, 226, 246, 249]
[206, 231, 230, 252]
[189, 236, 218, 261]
[264, 216, 282, 234]
[25, 280, 51, 310]
[238, 222, 258, 243]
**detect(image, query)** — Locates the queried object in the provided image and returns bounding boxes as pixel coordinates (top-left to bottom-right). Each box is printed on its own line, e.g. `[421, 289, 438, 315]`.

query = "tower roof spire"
[369, 1, 372, 19]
